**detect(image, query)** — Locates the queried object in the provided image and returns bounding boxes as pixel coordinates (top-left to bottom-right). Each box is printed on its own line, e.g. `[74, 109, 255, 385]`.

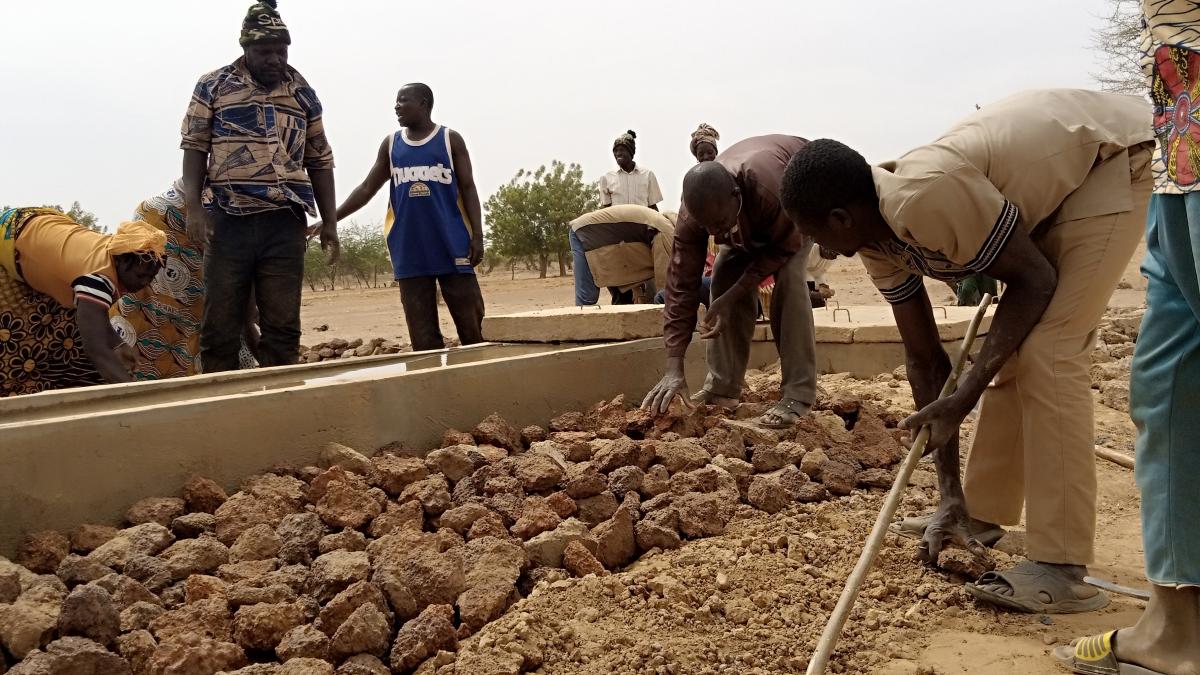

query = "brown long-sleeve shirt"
[663, 134, 809, 357]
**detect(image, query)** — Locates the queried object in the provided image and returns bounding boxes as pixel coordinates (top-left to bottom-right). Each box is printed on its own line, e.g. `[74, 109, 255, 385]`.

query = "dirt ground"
[295, 248, 1152, 674]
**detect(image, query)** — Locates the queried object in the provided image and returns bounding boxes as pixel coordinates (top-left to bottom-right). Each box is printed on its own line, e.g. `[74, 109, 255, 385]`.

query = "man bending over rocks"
[779, 89, 1153, 614]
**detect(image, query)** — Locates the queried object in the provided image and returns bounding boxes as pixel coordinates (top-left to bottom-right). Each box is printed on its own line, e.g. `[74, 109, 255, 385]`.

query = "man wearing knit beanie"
[180, 0, 339, 372]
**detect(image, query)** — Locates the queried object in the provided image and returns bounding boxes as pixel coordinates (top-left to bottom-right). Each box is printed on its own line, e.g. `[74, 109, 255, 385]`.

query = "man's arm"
[449, 130, 484, 266]
[330, 138, 391, 222]
[641, 212, 707, 413]
[309, 168, 339, 264]
[181, 149, 211, 247]
[75, 302, 133, 384]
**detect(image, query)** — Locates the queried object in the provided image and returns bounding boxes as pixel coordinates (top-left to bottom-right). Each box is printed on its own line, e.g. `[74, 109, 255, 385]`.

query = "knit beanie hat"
[240, 0, 291, 46]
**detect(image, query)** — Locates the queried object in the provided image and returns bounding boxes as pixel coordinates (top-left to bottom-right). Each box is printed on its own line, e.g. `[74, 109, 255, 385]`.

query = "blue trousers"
[1132, 193, 1200, 585]
[569, 228, 600, 306]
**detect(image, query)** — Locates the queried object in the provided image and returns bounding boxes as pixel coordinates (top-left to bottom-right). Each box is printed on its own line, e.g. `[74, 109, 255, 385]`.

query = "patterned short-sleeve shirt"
[180, 57, 334, 216]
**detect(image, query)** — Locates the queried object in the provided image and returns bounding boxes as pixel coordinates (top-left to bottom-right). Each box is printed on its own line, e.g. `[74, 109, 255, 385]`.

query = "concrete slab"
[483, 305, 670, 342]
[753, 304, 994, 344]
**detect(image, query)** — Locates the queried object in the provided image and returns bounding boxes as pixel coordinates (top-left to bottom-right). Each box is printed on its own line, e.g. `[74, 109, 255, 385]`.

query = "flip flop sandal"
[1052, 631, 1167, 674]
[757, 398, 811, 429]
[888, 512, 1005, 547]
[964, 559, 1110, 614]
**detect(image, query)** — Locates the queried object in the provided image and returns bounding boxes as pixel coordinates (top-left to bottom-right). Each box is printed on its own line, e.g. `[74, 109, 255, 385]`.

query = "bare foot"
[1112, 586, 1200, 675]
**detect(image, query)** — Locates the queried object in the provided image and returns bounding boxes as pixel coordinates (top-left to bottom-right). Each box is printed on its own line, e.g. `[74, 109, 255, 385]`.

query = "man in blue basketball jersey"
[319, 83, 485, 351]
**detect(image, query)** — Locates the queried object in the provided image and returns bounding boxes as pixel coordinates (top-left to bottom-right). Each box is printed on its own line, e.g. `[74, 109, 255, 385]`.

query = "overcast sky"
[1, 1, 1118, 230]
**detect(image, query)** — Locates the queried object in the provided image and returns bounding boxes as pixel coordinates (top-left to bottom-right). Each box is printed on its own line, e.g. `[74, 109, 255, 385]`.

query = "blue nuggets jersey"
[385, 125, 474, 279]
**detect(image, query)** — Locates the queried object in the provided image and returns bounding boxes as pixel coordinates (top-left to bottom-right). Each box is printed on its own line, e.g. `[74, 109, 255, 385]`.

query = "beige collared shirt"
[598, 166, 663, 208]
[858, 88, 1154, 304]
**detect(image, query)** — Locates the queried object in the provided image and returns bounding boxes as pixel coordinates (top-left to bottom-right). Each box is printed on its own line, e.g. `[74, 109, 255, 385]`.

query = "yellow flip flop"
[1052, 631, 1167, 674]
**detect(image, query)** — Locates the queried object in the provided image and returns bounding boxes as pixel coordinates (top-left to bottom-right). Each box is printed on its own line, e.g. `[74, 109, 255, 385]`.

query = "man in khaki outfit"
[779, 89, 1153, 613]
[569, 205, 674, 305]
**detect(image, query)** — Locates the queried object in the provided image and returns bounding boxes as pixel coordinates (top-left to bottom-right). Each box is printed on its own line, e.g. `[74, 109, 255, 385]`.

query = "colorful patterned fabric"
[109, 184, 205, 380]
[109, 184, 259, 381]
[180, 57, 334, 216]
[0, 211, 105, 397]
[690, 123, 720, 156]
[240, 0, 290, 46]
[1141, 0, 1200, 193]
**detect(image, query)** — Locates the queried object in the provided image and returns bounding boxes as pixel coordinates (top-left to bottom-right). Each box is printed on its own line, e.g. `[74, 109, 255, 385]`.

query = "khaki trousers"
[963, 151, 1152, 565]
[703, 243, 818, 407]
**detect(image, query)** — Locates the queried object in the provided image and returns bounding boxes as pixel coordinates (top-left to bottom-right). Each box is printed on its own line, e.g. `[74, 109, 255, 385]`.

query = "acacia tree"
[1093, 0, 1146, 95]
[485, 161, 599, 278]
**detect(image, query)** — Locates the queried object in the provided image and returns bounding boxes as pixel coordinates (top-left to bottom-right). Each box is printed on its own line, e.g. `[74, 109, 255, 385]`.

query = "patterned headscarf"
[240, 0, 291, 46]
[690, 123, 720, 157]
[613, 130, 637, 155]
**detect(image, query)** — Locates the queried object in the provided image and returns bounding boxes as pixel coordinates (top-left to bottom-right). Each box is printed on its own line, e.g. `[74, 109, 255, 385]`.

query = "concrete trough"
[0, 338, 734, 556]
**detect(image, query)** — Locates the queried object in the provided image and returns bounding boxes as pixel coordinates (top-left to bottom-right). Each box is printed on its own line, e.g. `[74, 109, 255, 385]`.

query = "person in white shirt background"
[600, 130, 663, 210]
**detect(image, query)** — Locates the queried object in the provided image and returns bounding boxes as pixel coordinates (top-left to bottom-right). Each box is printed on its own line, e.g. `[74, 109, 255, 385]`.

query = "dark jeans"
[398, 273, 485, 351]
[201, 206, 306, 372]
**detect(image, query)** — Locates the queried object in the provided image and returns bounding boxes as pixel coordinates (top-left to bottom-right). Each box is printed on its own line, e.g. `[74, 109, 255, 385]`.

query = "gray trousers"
[702, 244, 817, 409]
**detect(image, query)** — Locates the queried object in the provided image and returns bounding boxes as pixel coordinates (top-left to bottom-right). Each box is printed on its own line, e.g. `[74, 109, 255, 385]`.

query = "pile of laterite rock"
[0, 376, 908, 675]
[1089, 308, 1144, 413]
[298, 338, 408, 364]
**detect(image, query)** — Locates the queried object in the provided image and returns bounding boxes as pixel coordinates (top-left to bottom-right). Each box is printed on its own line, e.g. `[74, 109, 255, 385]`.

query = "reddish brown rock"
[316, 582, 391, 637]
[592, 500, 637, 570]
[437, 503, 491, 535]
[280, 658, 335, 675]
[563, 463, 608, 500]
[544, 491, 577, 519]
[849, 411, 904, 468]
[69, 524, 120, 555]
[937, 548, 994, 579]
[747, 476, 791, 514]
[674, 493, 733, 538]
[520, 425, 548, 447]
[214, 492, 295, 546]
[229, 523, 283, 563]
[510, 498, 561, 540]
[377, 545, 464, 611]
[466, 513, 510, 542]
[277, 624, 331, 662]
[523, 519, 596, 569]
[182, 574, 228, 604]
[562, 540, 606, 577]
[307, 551, 371, 603]
[369, 455, 429, 497]
[126, 497, 187, 528]
[56, 554, 113, 587]
[388, 605, 457, 672]
[337, 654, 390, 675]
[590, 437, 641, 473]
[320, 442, 374, 475]
[576, 491, 619, 526]
[143, 633, 246, 674]
[800, 447, 830, 478]
[276, 513, 327, 554]
[231, 601, 306, 651]
[182, 476, 229, 514]
[654, 439, 712, 474]
[161, 536, 230, 580]
[330, 603, 391, 661]
[14, 636, 132, 675]
[751, 444, 798, 473]
[119, 600, 164, 633]
[150, 596, 232, 643]
[92, 573, 160, 612]
[513, 453, 565, 492]
[316, 474, 383, 530]
[425, 445, 476, 483]
[700, 426, 746, 461]
[549, 410, 585, 432]
[640, 464, 670, 498]
[319, 529, 368, 554]
[18, 531, 71, 574]
[368, 500, 424, 539]
[472, 413, 522, 452]
[398, 475, 452, 516]
[87, 523, 174, 569]
[635, 511, 683, 552]
[857, 467, 895, 489]
[608, 466, 645, 497]
[441, 429, 476, 447]
[172, 513, 216, 539]
[56, 583, 120, 646]
[794, 482, 830, 503]
[116, 629, 157, 674]
[0, 584, 63, 659]
[819, 460, 857, 496]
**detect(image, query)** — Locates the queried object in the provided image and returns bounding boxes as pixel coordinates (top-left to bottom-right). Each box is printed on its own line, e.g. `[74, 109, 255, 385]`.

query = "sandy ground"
[298, 248, 1152, 674]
